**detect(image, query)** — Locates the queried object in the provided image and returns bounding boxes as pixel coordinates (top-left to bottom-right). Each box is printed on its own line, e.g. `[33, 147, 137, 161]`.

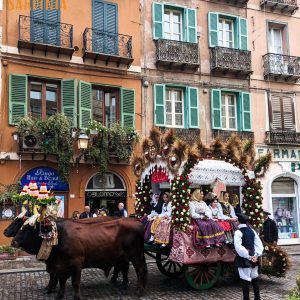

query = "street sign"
[291, 162, 300, 172]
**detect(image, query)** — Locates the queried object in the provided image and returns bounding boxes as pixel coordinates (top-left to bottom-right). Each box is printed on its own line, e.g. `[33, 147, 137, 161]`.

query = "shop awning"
[189, 159, 247, 186]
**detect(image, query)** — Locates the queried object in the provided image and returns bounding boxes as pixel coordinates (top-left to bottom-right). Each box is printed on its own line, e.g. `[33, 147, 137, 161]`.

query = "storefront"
[258, 146, 300, 245]
[85, 172, 127, 216]
[20, 166, 69, 218]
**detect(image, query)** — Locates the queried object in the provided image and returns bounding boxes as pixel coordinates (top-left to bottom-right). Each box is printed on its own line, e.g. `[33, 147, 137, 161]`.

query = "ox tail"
[141, 254, 148, 289]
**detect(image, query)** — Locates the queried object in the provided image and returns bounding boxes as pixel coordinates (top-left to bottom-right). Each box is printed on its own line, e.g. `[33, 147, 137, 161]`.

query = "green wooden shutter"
[188, 87, 199, 128]
[154, 84, 165, 126]
[239, 17, 248, 50]
[61, 79, 77, 127]
[79, 81, 92, 129]
[121, 88, 135, 128]
[241, 92, 251, 131]
[208, 12, 218, 47]
[9, 74, 28, 125]
[211, 89, 222, 129]
[152, 2, 163, 39]
[186, 8, 197, 43]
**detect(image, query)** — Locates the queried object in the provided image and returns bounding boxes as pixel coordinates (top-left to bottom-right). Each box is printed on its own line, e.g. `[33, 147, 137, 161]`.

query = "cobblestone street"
[0, 254, 299, 300]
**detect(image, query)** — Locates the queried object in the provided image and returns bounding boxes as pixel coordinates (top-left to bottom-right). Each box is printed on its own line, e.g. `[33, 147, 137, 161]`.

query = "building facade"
[141, 0, 300, 245]
[0, 0, 142, 244]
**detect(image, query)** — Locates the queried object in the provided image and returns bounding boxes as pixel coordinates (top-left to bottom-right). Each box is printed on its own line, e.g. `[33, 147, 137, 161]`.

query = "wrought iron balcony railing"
[156, 39, 200, 70]
[265, 131, 300, 145]
[263, 53, 300, 82]
[210, 47, 252, 76]
[212, 130, 254, 141]
[159, 128, 200, 144]
[18, 15, 74, 58]
[83, 28, 133, 67]
[260, 0, 298, 14]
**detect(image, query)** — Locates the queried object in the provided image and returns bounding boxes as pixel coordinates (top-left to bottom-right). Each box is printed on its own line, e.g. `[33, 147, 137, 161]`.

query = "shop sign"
[85, 191, 127, 198]
[256, 147, 300, 162]
[21, 167, 69, 191]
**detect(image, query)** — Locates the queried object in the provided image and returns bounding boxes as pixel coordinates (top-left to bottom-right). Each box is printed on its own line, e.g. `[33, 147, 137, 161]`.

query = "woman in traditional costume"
[153, 192, 172, 246]
[209, 198, 233, 243]
[220, 191, 238, 231]
[190, 189, 226, 248]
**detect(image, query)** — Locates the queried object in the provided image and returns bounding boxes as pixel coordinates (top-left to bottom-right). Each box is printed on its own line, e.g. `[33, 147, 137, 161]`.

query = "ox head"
[11, 216, 43, 255]
[3, 211, 29, 237]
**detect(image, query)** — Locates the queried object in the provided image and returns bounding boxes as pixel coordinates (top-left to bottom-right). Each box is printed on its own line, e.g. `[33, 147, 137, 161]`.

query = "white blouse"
[221, 202, 237, 219]
[159, 202, 172, 217]
[209, 206, 224, 220]
[189, 200, 212, 219]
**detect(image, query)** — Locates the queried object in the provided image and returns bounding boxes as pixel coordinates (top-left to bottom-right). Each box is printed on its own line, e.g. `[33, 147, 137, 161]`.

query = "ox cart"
[132, 128, 288, 290]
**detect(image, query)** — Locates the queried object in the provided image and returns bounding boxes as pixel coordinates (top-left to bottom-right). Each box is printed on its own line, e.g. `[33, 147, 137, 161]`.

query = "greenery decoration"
[134, 176, 151, 218]
[0, 245, 17, 255]
[261, 244, 291, 277]
[171, 175, 191, 231]
[254, 153, 272, 178]
[0, 183, 20, 204]
[288, 274, 300, 300]
[13, 194, 57, 207]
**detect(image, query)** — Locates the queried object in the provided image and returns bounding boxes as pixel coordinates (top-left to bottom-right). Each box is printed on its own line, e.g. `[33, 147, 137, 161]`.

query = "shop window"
[92, 87, 120, 128]
[29, 81, 60, 120]
[271, 177, 299, 239]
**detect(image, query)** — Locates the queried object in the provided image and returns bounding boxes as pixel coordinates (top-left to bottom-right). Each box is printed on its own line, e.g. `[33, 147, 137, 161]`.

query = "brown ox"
[12, 217, 147, 299]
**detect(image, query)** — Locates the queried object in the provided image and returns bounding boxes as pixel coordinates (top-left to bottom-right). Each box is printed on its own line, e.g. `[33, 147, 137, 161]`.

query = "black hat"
[263, 210, 271, 215]
[237, 213, 249, 224]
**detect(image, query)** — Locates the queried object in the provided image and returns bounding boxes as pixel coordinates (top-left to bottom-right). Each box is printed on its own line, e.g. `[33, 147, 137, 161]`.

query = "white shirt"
[159, 202, 172, 217]
[209, 206, 224, 220]
[221, 202, 237, 219]
[189, 200, 212, 219]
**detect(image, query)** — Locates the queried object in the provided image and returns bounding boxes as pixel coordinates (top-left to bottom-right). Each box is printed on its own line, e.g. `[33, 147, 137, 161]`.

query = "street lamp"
[77, 133, 89, 150]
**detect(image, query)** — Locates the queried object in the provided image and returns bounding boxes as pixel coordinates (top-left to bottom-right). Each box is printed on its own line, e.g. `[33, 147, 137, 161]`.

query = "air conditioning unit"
[22, 134, 41, 151]
[93, 173, 115, 189]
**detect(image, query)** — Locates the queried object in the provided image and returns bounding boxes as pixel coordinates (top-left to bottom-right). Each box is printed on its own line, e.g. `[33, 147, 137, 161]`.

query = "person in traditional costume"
[141, 193, 163, 242]
[209, 198, 233, 243]
[190, 189, 226, 248]
[234, 213, 263, 300]
[220, 191, 238, 231]
[153, 192, 172, 246]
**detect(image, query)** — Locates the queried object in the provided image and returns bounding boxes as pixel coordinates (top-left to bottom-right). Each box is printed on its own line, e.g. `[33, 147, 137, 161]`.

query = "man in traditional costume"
[262, 210, 278, 245]
[234, 213, 264, 300]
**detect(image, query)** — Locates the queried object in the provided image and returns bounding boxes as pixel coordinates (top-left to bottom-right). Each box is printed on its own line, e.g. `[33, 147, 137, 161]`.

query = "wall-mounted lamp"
[77, 133, 89, 150]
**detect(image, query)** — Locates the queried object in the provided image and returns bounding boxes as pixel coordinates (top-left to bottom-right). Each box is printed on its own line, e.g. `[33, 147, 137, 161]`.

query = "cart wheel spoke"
[156, 253, 183, 278]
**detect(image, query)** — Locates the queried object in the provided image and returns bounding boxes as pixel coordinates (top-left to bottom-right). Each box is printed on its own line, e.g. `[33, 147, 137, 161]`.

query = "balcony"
[18, 15, 74, 58]
[82, 28, 133, 67]
[265, 131, 300, 145]
[260, 0, 298, 14]
[212, 130, 254, 141]
[212, 0, 249, 7]
[159, 128, 200, 144]
[263, 53, 300, 82]
[210, 47, 252, 77]
[156, 39, 200, 71]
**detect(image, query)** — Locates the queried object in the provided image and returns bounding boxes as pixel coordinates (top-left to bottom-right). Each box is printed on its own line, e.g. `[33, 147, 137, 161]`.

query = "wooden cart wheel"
[184, 262, 222, 290]
[156, 253, 184, 278]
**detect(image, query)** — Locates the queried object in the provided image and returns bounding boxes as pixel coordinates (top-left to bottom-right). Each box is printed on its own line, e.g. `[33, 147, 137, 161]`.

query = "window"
[153, 3, 197, 43]
[154, 84, 199, 129]
[268, 93, 295, 131]
[221, 93, 237, 130]
[271, 177, 299, 240]
[163, 9, 182, 41]
[268, 23, 288, 55]
[208, 12, 248, 50]
[92, 87, 119, 128]
[218, 18, 234, 48]
[165, 88, 184, 127]
[29, 80, 59, 119]
[211, 89, 251, 131]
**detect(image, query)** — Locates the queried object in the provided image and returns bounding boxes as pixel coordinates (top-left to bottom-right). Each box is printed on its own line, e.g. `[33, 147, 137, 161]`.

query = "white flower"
[176, 211, 179, 215]
[180, 212, 184, 215]
[255, 209, 258, 213]
[176, 218, 179, 221]
[183, 209, 186, 212]
[250, 212, 254, 215]
[180, 218, 183, 221]
[247, 187, 251, 190]
[256, 196, 260, 199]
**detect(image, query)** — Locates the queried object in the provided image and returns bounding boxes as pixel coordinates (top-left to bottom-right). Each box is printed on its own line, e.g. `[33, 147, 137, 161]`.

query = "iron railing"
[83, 28, 132, 59]
[260, 0, 298, 13]
[156, 39, 199, 68]
[265, 131, 300, 145]
[212, 130, 254, 141]
[18, 15, 73, 48]
[263, 53, 300, 79]
[211, 46, 252, 74]
[159, 128, 200, 144]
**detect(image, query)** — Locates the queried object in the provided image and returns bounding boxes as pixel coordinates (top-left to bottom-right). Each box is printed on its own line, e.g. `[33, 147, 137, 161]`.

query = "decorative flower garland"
[171, 175, 191, 231]
[261, 244, 291, 277]
[134, 176, 151, 218]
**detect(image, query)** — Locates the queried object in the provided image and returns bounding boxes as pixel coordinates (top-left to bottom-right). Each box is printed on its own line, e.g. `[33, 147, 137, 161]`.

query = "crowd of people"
[72, 202, 128, 220]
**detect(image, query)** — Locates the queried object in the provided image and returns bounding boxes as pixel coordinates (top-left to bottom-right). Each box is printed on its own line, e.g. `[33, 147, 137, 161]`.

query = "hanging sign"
[21, 167, 69, 192]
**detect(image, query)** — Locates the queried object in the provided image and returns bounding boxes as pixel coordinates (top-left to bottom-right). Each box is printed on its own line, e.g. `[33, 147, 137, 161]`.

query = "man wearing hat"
[234, 213, 264, 300]
[262, 210, 278, 245]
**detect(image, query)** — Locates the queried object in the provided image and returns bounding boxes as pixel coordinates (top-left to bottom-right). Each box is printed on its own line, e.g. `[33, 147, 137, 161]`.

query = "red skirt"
[216, 220, 232, 232]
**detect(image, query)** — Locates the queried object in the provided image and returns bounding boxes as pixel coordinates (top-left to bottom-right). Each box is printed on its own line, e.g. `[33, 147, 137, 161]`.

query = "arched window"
[271, 177, 298, 240]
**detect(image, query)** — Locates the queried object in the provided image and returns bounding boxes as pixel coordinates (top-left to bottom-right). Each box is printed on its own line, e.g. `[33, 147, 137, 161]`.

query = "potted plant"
[0, 246, 17, 260]
[87, 120, 107, 136]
